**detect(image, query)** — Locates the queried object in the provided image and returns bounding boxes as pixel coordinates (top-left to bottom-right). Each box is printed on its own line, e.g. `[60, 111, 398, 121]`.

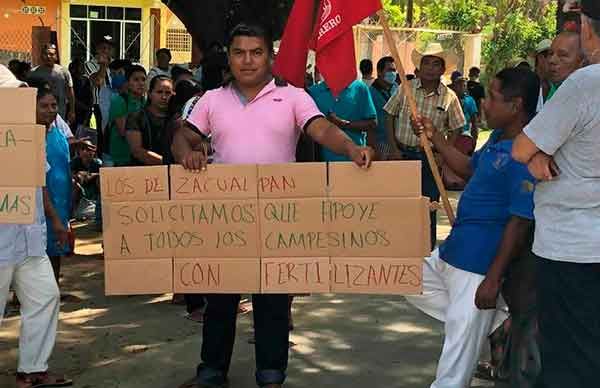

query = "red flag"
[274, 0, 382, 95]
[272, 0, 318, 87]
[311, 0, 382, 95]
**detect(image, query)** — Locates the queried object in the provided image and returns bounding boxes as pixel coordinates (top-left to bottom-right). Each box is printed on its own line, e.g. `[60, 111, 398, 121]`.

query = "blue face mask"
[111, 74, 127, 90]
[384, 71, 398, 85]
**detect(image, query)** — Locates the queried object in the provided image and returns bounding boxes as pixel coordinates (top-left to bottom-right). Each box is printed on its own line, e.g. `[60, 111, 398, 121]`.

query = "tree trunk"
[557, 0, 566, 31]
[406, 0, 414, 27]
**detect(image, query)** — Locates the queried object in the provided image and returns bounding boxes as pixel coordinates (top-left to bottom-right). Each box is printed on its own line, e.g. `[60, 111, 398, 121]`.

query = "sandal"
[16, 372, 73, 388]
[238, 300, 252, 315]
[475, 318, 511, 381]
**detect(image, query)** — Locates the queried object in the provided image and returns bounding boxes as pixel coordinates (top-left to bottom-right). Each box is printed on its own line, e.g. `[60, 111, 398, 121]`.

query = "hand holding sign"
[181, 143, 208, 173]
[349, 145, 374, 168]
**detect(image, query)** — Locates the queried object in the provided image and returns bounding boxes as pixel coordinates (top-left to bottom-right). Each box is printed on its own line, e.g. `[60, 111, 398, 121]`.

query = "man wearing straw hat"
[384, 42, 465, 249]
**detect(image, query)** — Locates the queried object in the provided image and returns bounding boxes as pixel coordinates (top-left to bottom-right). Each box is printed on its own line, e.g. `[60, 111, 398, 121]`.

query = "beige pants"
[0, 256, 60, 373]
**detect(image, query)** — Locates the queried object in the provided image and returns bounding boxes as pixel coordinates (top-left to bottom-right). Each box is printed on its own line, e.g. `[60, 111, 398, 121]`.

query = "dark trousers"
[537, 257, 600, 388]
[184, 294, 206, 314]
[197, 293, 290, 387]
[49, 255, 61, 284]
[402, 149, 440, 250]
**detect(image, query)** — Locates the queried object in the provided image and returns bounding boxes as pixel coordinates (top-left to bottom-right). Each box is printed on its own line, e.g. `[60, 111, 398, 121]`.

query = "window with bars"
[166, 29, 192, 52]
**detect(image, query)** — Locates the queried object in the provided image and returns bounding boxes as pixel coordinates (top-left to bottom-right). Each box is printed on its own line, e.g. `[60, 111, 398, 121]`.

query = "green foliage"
[425, 0, 495, 32]
[412, 0, 557, 79]
[482, 1, 557, 77]
[382, 0, 406, 27]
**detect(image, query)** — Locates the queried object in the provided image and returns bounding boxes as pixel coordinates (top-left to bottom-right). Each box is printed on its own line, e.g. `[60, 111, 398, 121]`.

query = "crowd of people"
[1, 1, 599, 386]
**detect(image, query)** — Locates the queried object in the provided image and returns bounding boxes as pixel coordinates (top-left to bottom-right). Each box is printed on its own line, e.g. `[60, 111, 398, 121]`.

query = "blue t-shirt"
[439, 130, 536, 275]
[309, 80, 377, 161]
[369, 84, 393, 145]
[461, 95, 478, 134]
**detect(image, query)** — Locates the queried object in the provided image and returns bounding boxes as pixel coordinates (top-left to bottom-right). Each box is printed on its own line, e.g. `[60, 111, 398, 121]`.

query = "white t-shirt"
[524, 64, 600, 263]
[54, 114, 74, 139]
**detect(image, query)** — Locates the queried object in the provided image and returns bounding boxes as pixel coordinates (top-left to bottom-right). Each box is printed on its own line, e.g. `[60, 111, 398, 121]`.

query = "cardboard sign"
[328, 161, 421, 198]
[170, 164, 258, 200]
[0, 124, 45, 187]
[259, 198, 329, 257]
[100, 166, 169, 202]
[261, 257, 330, 293]
[422, 197, 432, 256]
[103, 201, 174, 259]
[105, 259, 173, 295]
[330, 258, 423, 294]
[173, 258, 261, 293]
[257, 163, 327, 198]
[325, 197, 428, 258]
[0, 88, 37, 124]
[102, 162, 428, 296]
[171, 199, 260, 258]
[0, 187, 36, 224]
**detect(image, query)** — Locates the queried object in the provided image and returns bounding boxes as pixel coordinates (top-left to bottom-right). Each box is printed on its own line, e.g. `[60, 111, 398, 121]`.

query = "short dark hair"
[95, 36, 114, 48]
[68, 58, 84, 73]
[125, 64, 146, 80]
[227, 23, 274, 55]
[148, 75, 172, 94]
[171, 66, 193, 83]
[376, 56, 394, 73]
[168, 79, 203, 118]
[469, 66, 481, 76]
[360, 59, 373, 76]
[495, 67, 540, 120]
[27, 77, 57, 101]
[42, 43, 57, 53]
[109, 59, 132, 72]
[156, 48, 172, 60]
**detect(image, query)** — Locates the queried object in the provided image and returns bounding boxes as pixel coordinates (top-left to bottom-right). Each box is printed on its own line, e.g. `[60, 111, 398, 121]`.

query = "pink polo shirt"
[184, 79, 323, 164]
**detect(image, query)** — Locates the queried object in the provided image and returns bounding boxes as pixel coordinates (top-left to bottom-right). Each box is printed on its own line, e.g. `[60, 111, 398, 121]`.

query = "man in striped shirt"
[384, 45, 465, 249]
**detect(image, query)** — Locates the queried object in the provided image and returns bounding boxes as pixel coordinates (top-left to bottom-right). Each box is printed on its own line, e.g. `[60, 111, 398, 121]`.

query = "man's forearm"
[172, 130, 194, 164]
[308, 120, 355, 157]
[43, 188, 62, 227]
[486, 216, 532, 282]
[512, 133, 541, 164]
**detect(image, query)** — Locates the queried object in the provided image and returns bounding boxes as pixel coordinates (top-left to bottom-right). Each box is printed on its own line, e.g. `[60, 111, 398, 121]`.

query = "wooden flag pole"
[377, 9, 456, 225]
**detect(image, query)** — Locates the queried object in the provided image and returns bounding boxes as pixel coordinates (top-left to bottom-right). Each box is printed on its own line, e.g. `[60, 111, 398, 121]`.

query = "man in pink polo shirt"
[173, 24, 374, 388]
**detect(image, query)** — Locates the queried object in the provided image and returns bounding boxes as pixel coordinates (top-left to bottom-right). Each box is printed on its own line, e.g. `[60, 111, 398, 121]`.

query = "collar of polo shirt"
[415, 78, 443, 96]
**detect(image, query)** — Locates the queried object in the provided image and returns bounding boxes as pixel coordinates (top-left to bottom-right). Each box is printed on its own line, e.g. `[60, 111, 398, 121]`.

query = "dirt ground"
[1, 192, 505, 388]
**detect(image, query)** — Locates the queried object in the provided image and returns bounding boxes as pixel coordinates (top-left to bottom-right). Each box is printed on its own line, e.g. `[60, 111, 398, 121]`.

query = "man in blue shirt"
[308, 79, 377, 161]
[406, 67, 538, 388]
[369, 56, 397, 160]
[450, 71, 479, 142]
